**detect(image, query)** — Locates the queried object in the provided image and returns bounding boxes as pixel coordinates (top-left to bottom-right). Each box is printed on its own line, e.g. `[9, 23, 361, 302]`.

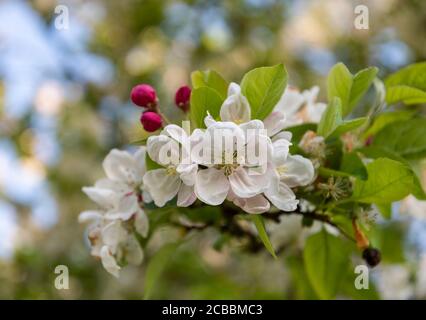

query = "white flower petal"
[103, 149, 139, 184]
[101, 220, 127, 251]
[134, 208, 149, 238]
[265, 176, 299, 212]
[163, 124, 188, 144]
[228, 82, 241, 96]
[105, 194, 140, 220]
[124, 235, 144, 265]
[95, 178, 131, 195]
[302, 86, 320, 105]
[220, 90, 251, 123]
[177, 163, 198, 186]
[100, 246, 120, 278]
[306, 102, 326, 123]
[133, 146, 147, 176]
[194, 168, 229, 205]
[263, 111, 287, 136]
[147, 135, 180, 166]
[78, 210, 103, 223]
[272, 131, 292, 142]
[228, 166, 270, 198]
[204, 112, 216, 127]
[82, 186, 117, 209]
[274, 87, 305, 117]
[142, 190, 153, 203]
[143, 169, 181, 207]
[228, 191, 270, 214]
[281, 155, 315, 187]
[272, 138, 291, 165]
[177, 184, 197, 207]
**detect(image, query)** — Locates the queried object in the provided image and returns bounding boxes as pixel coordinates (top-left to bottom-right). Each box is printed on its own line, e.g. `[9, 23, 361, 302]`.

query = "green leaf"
[251, 215, 277, 258]
[190, 86, 223, 129]
[362, 110, 416, 139]
[241, 64, 287, 120]
[349, 67, 379, 111]
[385, 62, 426, 105]
[356, 147, 426, 200]
[144, 242, 180, 299]
[145, 152, 163, 171]
[191, 70, 228, 100]
[351, 158, 420, 204]
[287, 256, 318, 299]
[385, 85, 426, 105]
[329, 117, 367, 139]
[327, 63, 352, 114]
[340, 152, 368, 180]
[327, 63, 377, 116]
[376, 203, 392, 219]
[372, 118, 426, 159]
[304, 229, 350, 299]
[317, 97, 343, 138]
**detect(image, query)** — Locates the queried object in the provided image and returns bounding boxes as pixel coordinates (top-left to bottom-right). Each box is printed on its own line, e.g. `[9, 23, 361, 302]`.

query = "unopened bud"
[131, 84, 157, 108]
[175, 85, 191, 112]
[140, 111, 162, 132]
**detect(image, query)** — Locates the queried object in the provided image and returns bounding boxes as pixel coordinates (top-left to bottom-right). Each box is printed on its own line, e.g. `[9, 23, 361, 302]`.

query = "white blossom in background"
[266, 85, 326, 128]
[80, 148, 149, 277]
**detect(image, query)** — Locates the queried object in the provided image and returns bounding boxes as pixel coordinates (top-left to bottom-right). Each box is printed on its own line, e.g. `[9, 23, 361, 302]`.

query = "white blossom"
[80, 148, 149, 277]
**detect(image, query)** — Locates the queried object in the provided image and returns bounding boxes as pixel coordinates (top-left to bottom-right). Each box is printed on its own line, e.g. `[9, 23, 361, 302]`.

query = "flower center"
[276, 165, 288, 176]
[166, 166, 177, 176]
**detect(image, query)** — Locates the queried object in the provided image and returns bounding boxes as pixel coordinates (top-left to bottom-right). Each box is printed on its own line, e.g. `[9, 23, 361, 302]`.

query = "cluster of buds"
[130, 84, 191, 132]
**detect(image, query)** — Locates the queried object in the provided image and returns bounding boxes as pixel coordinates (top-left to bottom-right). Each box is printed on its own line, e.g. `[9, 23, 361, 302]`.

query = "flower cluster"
[80, 69, 332, 276]
[79, 148, 149, 277]
[143, 82, 316, 213]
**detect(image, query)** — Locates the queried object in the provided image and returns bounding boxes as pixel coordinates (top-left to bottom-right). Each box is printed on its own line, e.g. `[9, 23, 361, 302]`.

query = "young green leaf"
[340, 151, 368, 180]
[190, 86, 223, 128]
[327, 63, 352, 114]
[304, 229, 350, 299]
[144, 242, 180, 299]
[317, 97, 343, 138]
[351, 158, 420, 204]
[191, 70, 228, 100]
[385, 62, 426, 105]
[241, 64, 287, 120]
[327, 63, 377, 116]
[329, 117, 367, 139]
[362, 110, 416, 139]
[251, 215, 277, 258]
[372, 118, 426, 159]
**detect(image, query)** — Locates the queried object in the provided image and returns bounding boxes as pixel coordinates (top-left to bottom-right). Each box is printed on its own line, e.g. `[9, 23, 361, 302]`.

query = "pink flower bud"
[131, 84, 157, 108]
[140, 111, 162, 132]
[174, 85, 191, 112]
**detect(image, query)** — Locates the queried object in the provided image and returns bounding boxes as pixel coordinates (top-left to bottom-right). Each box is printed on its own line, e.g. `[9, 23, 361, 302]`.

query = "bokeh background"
[1, 0, 426, 299]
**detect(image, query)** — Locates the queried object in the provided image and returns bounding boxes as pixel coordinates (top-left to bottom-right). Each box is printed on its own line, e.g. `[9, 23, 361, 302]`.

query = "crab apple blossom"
[131, 84, 158, 108]
[80, 148, 149, 277]
[78, 61, 422, 284]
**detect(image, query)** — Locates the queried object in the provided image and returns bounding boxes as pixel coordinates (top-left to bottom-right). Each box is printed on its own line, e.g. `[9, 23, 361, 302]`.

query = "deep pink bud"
[131, 84, 157, 108]
[174, 85, 191, 111]
[140, 111, 162, 132]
